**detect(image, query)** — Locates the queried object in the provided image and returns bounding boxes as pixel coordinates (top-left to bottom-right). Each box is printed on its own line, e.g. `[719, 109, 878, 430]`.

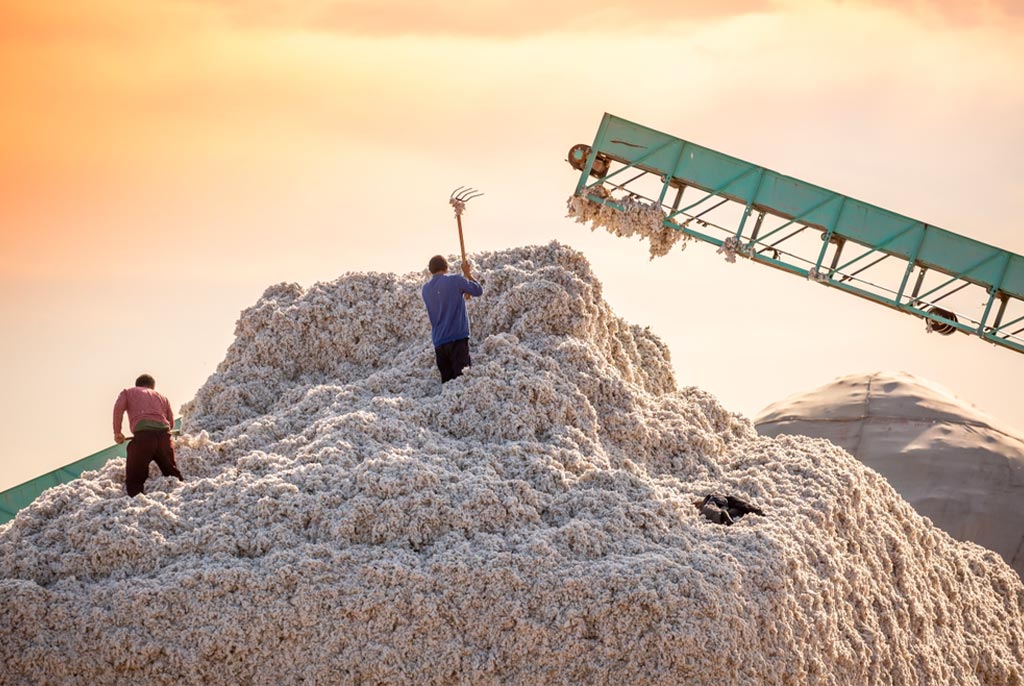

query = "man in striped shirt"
[112, 374, 183, 496]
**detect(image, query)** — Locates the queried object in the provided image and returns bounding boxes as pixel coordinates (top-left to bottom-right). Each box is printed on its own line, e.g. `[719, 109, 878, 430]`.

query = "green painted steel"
[573, 113, 1024, 354]
[0, 418, 181, 526]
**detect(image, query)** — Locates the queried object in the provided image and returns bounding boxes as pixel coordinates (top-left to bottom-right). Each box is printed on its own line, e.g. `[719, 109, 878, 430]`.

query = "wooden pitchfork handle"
[457, 211, 471, 301]
[456, 212, 468, 269]
[450, 186, 484, 300]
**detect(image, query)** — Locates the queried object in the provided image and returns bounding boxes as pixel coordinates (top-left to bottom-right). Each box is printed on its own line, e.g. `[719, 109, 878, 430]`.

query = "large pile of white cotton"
[1, 242, 1022, 686]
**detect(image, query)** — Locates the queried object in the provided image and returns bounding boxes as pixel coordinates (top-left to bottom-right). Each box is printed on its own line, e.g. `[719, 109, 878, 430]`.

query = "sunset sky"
[2, 0, 1023, 489]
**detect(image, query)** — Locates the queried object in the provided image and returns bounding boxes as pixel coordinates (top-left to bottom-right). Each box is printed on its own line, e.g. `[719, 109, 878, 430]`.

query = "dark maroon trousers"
[125, 430, 183, 496]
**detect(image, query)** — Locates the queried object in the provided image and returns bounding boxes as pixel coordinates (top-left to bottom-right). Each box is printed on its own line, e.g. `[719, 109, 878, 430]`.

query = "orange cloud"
[2, 0, 1021, 282]
[827, 0, 1022, 25]
[173, 0, 775, 36]
[0, 0, 207, 44]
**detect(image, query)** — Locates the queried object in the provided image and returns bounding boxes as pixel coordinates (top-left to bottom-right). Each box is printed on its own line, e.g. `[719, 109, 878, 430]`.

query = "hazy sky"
[2, 0, 1022, 490]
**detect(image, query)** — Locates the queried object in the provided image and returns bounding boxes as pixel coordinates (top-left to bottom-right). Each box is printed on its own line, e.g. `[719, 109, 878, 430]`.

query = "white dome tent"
[756, 371, 1024, 578]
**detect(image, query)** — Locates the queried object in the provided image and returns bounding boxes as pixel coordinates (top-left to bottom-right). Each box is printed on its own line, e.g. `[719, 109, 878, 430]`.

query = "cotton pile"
[1, 242, 1022, 686]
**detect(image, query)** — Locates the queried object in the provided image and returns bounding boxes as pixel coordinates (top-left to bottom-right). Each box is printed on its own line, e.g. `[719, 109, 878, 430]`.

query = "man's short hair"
[135, 374, 156, 389]
[428, 255, 448, 274]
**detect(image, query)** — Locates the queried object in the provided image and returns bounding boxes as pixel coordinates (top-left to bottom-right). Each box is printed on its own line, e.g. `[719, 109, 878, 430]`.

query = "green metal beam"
[0, 418, 181, 526]
[571, 113, 1024, 355]
[583, 113, 1024, 297]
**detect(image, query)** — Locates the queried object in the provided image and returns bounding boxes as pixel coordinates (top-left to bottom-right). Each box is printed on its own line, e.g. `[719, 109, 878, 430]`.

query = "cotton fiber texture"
[1, 243, 1022, 685]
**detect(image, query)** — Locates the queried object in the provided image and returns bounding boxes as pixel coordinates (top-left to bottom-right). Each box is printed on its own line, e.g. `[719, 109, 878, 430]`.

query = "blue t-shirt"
[422, 274, 484, 348]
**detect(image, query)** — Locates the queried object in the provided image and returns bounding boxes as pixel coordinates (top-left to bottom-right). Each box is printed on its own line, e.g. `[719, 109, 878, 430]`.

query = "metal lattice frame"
[571, 114, 1024, 354]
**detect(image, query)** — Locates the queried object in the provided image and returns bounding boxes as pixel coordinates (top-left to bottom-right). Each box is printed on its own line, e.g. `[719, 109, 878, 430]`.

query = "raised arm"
[163, 396, 174, 429]
[460, 276, 483, 298]
[459, 263, 483, 296]
[112, 389, 127, 443]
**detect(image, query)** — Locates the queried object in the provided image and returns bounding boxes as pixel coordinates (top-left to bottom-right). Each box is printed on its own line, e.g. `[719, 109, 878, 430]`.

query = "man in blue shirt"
[422, 255, 484, 382]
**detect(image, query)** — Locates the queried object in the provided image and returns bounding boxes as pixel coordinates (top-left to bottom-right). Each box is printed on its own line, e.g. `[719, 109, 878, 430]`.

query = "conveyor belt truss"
[569, 113, 1024, 354]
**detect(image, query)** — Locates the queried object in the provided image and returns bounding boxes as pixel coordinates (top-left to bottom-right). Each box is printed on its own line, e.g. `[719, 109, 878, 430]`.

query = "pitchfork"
[450, 186, 483, 299]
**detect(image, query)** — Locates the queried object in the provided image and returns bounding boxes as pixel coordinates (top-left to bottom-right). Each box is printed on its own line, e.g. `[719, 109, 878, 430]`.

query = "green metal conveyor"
[0, 418, 181, 526]
[569, 113, 1024, 354]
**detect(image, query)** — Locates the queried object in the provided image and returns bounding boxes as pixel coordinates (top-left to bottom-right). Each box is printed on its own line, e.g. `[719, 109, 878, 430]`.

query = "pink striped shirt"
[113, 387, 174, 435]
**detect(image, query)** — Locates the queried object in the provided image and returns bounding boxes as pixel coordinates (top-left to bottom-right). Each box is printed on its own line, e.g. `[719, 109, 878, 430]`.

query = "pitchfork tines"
[450, 186, 484, 217]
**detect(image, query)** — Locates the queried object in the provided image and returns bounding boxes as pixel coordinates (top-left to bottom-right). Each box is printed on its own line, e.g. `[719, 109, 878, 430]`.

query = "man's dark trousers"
[126, 429, 183, 496]
[435, 337, 471, 383]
